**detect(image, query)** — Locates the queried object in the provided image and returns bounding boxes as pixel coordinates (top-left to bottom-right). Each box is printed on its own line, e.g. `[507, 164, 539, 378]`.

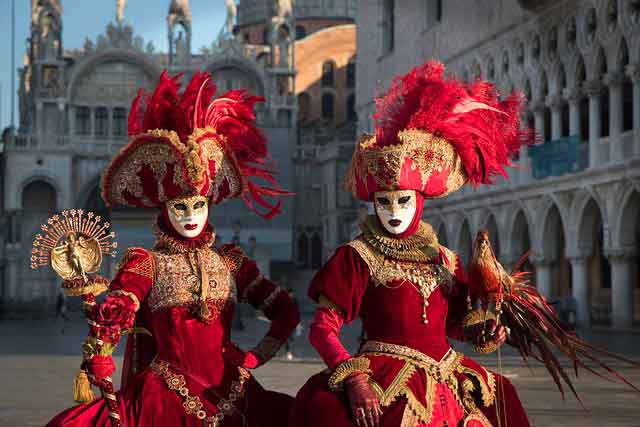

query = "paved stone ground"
[2, 315, 640, 426]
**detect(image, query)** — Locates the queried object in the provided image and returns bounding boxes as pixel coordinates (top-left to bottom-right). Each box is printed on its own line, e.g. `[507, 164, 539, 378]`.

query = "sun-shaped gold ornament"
[30, 209, 117, 296]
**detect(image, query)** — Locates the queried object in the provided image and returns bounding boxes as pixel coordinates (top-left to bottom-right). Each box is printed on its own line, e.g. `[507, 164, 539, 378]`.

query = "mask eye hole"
[398, 196, 411, 204]
[193, 201, 206, 209]
[174, 203, 187, 211]
[376, 197, 391, 206]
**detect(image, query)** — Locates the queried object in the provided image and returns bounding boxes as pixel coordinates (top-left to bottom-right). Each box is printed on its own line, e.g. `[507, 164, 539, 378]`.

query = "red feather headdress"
[344, 60, 535, 200]
[102, 71, 287, 219]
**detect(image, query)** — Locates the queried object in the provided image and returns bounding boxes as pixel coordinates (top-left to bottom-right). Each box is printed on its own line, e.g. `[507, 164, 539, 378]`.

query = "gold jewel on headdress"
[30, 209, 118, 296]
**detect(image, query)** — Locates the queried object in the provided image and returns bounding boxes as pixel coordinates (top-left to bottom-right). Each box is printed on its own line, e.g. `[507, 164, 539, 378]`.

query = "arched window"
[95, 107, 109, 138]
[619, 39, 633, 132]
[322, 93, 334, 120]
[559, 65, 569, 137]
[347, 94, 356, 122]
[297, 92, 311, 123]
[75, 106, 90, 135]
[540, 71, 551, 142]
[295, 25, 306, 40]
[577, 57, 589, 141]
[22, 180, 57, 211]
[347, 57, 356, 88]
[112, 107, 127, 137]
[597, 48, 609, 138]
[322, 61, 335, 87]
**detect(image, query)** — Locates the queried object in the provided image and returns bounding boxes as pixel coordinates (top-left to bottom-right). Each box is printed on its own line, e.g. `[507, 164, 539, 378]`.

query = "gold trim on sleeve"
[328, 357, 372, 391]
[251, 336, 282, 363]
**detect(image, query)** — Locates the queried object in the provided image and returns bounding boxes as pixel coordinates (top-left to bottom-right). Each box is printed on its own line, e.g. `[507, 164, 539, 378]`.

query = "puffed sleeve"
[107, 247, 156, 311]
[308, 245, 370, 323]
[220, 244, 300, 363]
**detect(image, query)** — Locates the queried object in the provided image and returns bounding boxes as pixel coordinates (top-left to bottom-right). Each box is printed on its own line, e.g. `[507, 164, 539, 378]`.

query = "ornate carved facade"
[356, 0, 640, 329]
[0, 0, 356, 313]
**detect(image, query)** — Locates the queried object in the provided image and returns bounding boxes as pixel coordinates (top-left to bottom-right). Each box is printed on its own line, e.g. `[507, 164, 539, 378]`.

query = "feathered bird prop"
[468, 230, 640, 405]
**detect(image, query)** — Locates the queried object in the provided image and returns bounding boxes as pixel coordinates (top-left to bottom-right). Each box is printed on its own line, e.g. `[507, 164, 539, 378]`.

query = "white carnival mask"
[166, 195, 209, 238]
[373, 190, 417, 235]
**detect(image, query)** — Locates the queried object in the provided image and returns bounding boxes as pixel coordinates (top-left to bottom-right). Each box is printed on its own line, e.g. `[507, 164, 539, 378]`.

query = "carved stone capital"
[529, 100, 546, 113]
[605, 248, 637, 262]
[546, 94, 564, 110]
[626, 64, 640, 83]
[562, 87, 582, 103]
[603, 70, 626, 87]
[582, 79, 603, 97]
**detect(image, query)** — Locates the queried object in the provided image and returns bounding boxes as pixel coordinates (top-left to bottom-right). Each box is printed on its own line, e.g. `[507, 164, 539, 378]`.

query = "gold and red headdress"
[101, 71, 286, 218]
[345, 61, 534, 201]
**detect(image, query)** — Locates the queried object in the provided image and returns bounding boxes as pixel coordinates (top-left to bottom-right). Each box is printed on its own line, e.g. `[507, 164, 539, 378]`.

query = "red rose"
[93, 296, 136, 330]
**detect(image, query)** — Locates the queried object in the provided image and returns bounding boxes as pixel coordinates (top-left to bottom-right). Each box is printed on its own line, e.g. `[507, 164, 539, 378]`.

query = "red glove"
[344, 372, 382, 427]
[85, 355, 116, 386]
[222, 342, 262, 369]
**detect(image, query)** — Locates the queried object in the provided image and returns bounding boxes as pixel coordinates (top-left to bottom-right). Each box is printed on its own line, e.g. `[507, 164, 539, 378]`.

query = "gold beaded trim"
[150, 359, 250, 426]
[328, 357, 372, 391]
[251, 336, 283, 363]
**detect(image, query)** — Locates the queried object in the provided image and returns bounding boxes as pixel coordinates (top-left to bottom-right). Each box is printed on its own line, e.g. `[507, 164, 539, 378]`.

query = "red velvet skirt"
[47, 367, 292, 427]
[288, 355, 530, 427]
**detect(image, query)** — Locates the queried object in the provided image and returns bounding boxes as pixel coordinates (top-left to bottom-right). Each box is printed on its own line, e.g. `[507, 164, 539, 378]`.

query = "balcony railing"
[528, 135, 587, 180]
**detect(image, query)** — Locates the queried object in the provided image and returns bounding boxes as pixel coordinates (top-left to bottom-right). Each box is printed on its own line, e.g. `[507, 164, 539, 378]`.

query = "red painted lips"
[184, 224, 198, 231]
[388, 219, 401, 227]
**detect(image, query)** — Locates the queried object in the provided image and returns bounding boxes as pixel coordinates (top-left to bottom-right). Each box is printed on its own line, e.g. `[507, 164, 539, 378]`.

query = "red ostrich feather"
[373, 60, 537, 186]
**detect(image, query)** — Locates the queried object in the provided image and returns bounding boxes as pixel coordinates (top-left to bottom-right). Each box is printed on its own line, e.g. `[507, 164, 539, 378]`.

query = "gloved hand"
[222, 342, 262, 369]
[465, 318, 507, 350]
[344, 372, 382, 427]
[85, 354, 116, 386]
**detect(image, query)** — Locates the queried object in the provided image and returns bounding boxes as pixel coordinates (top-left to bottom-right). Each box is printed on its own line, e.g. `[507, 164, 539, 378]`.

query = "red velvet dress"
[289, 221, 530, 427]
[48, 225, 299, 427]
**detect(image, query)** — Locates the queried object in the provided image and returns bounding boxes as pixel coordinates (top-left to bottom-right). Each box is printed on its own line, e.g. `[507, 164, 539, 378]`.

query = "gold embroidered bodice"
[148, 247, 237, 313]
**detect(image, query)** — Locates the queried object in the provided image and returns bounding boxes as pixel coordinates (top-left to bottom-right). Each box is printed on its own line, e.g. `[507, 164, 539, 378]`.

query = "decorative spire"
[116, 0, 126, 24]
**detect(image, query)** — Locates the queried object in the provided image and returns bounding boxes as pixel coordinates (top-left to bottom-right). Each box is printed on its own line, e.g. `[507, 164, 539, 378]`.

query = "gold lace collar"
[153, 223, 216, 254]
[360, 216, 439, 262]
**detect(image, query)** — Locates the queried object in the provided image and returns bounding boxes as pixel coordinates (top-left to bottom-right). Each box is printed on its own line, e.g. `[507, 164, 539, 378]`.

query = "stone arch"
[67, 49, 161, 101]
[297, 92, 312, 123]
[296, 231, 309, 267]
[511, 209, 535, 280]
[576, 197, 611, 323]
[19, 175, 62, 211]
[540, 202, 571, 298]
[310, 232, 323, 269]
[19, 179, 59, 306]
[206, 56, 266, 97]
[614, 187, 640, 250]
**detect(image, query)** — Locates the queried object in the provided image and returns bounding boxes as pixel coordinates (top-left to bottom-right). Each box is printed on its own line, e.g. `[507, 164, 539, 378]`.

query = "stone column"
[604, 71, 625, 162]
[547, 94, 563, 140]
[532, 258, 553, 299]
[69, 106, 76, 136]
[563, 87, 582, 137]
[518, 111, 533, 183]
[89, 107, 95, 139]
[532, 101, 545, 141]
[5, 243, 20, 306]
[607, 250, 635, 329]
[107, 107, 113, 139]
[626, 64, 640, 156]
[583, 80, 602, 167]
[35, 101, 44, 146]
[569, 256, 590, 329]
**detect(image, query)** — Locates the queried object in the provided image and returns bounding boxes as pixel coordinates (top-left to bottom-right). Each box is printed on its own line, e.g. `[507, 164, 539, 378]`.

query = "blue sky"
[0, 0, 227, 130]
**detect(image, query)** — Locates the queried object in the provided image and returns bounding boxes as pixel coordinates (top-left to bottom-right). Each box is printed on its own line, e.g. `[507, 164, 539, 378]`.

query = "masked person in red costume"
[48, 71, 300, 427]
[289, 61, 533, 427]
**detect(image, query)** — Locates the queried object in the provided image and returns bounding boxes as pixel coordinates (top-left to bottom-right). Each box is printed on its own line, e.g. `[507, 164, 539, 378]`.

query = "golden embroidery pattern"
[219, 245, 247, 277]
[343, 129, 467, 200]
[360, 217, 439, 262]
[150, 359, 250, 427]
[251, 336, 283, 363]
[119, 249, 156, 282]
[153, 224, 215, 254]
[149, 247, 237, 316]
[359, 342, 464, 425]
[328, 357, 372, 391]
[348, 238, 453, 323]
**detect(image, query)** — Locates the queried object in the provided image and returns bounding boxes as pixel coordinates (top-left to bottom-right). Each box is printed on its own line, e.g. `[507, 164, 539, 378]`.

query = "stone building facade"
[0, 0, 357, 314]
[355, 0, 640, 329]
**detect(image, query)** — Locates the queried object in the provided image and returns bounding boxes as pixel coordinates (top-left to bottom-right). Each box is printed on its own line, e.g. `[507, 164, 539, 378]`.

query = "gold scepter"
[31, 209, 124, 427]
